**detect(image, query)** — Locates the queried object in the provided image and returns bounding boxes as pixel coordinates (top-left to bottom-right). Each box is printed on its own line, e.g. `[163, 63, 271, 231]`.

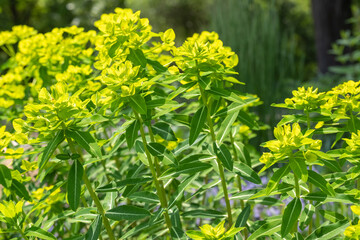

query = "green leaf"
[39, 130, 65, 169]
[160, 162, 212, 179]
[247, 219, 282, 240]
[305, 220, 349, 240]
[235, 204, 251, 227]
[25, 226, 56, 240]
[289, 157, 308, 182]
[125, 120, 140, 149]
[152, 122, 177, 141]
[171, 227, 186, 240]
[169, 174, 199, 208]
[0, 164, 12, 188]
[308, 170, 335, 196]
[216, 110, 239, 144]
[147, 142, 166, 157]
[65, 130, 102, 158]
[265, 165, 290, 195]
[318, 210, 345, 223]
[182, 209, 225, 218]
[127, 48, 147, 68]
[55, 154, 71, 160]
[129, 94, 147, 115]
[85, 215, 102, 240]
[128, 191, 160, 204]
[319, 159, 341, 172]
[108, 36, 126, 58]
[299, 204, 315, 230]
[11, 179, 31, 201]
[147, 59, 167, 73]
[234, 162, 261, 184]
[234, 142, 251, 167]
[281, 198, 302, 237]
[302, 192, 327, 202]
[237, 110, 259, 129]
[96, 178, 153, 192]
[214, 99, 257, 118]
[105, 205, 151, 221]
[67, 159, 84, 211]
[189, 106, 208, 145]
[214, 143, 233, 171]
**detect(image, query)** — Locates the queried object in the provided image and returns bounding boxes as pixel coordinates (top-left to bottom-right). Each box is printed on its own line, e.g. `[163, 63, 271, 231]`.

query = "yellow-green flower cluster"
[13, 82, 91, 139]
[260, 123, 321, 166]
[93, 8, 175, 100]
[0, 200, 24, 224]
[186, 221, 243, 240]
[172, 31, 238, 71]
[0, 25, 37, 46]
[344, 206, 360, 239]
[284, 86, 326, 111]
[322, 80, 360, 116]
[94, 8, 153, 70]
[0, 26, 96, 114]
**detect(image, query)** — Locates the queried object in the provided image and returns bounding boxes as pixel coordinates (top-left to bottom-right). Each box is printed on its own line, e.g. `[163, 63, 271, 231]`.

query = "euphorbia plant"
[2, 7, 360, 240]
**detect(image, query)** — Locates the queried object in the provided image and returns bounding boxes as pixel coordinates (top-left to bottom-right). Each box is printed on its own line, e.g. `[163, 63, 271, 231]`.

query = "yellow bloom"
[0, 200, 24, 219]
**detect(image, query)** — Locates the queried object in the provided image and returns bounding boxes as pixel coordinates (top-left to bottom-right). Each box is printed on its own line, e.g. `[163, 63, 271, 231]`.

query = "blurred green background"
[1, 0, 360, 143]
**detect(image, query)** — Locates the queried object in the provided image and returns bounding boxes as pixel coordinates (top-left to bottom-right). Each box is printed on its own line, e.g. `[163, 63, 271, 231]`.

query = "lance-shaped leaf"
[265, 165, 290, 195]
[234, 142, 251, 167]
[234, 162, 261, 184]
[129, 94, 147, 114]
[105, 205, 151, 221]
[125, 120, 140, 149]
[216, 110, 239, 144]
[25, 226, 56, 240]
[147, 142, 176, 165]
[65, 129, 102, 158]
[152, 122, 177, 141]
[214, 143, 233, 171]
[85, 215, 102, 240]
[237, 110, 259, 130]
[281, 198, 302, 237]
[11, 179, 31, 201]
[235, 204, 251, 227]
[299, 204, 315, 230]
[308, 170, 335, 196]
[169, 174, 199, 208]
[147, 59, 167, 73]
[128, 191, 160, 204]
[160, 162, 212, 180]
[189, 106, 208, 145]
[127, 48, 147, 68]
[305, 219, 349, 240]
[0, 164, 12, 188]
[247, 218, 282, 240]
[289, 157, 308, 182]
[39, 130, 65, 169]
[67, 159, 84, 211]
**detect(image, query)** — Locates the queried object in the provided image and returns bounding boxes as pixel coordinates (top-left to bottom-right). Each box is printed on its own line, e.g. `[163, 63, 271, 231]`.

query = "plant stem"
[293, 173, 300, 234]
[199, 85, 233, 226]
[16, 225, 29, 240]
[306, 110, 313, 234]
[134, 111, 173, 232]
[65, 134, 116, 240]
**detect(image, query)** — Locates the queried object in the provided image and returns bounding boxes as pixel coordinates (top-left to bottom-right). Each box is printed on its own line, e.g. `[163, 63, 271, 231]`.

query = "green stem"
[293, 173, 300, 234]
[65, 134, 116, 240]
[306, 110, 313, 235]
[199, 85, 233, 226]
[134, 111, 173, 232]
[16, 225, 29, 240]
